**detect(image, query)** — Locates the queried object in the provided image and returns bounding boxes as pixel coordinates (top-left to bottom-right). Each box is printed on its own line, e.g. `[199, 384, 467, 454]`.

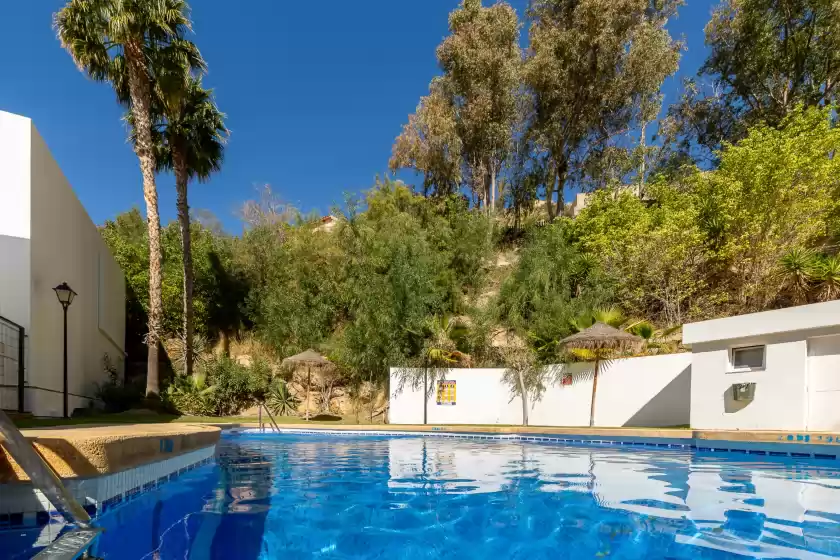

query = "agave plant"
[779, 247, 819, 303]
[266, 380, 300, 417]
[816, 255, 840, 301]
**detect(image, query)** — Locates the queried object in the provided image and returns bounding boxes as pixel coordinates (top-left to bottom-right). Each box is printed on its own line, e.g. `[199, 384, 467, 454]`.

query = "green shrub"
[94, 354, 144, 412]
[164, 356, 272, 416]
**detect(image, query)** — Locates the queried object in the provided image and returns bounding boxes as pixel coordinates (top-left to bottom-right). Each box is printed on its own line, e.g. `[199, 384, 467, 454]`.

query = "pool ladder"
[0, 409, 103, 559]
[259, 403, 281, 432]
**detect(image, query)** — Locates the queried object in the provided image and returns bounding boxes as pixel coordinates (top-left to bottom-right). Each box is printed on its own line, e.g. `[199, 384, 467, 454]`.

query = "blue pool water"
[11, 432, 840, 559]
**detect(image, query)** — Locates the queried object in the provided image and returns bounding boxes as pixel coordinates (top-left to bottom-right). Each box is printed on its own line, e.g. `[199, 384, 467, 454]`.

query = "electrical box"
[732, 382, 756, 402]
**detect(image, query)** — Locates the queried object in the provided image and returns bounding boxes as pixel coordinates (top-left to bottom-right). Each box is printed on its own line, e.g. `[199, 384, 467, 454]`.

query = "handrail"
[261, 403, 281, 432]
[0, 409, 91, 528]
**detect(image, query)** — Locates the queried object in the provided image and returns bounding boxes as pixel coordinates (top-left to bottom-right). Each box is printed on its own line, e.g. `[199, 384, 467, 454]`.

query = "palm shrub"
[165, 373, 216, 416]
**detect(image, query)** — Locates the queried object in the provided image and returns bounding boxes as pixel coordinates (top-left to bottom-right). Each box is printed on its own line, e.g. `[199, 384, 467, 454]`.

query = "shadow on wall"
[723, 384, 753, 414]
[623, 366, 691, 427]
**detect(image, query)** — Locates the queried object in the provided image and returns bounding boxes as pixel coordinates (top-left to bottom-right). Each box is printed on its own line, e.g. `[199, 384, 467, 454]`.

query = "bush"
[95, 354, 144, 412]
[164, 355, 272, 416]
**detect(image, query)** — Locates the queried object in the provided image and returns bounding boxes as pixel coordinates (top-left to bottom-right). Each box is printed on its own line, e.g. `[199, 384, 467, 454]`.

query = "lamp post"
[53, 282, 76, 418]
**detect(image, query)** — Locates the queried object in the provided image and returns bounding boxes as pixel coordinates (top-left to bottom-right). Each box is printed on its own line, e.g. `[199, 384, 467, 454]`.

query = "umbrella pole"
[306, 365, 311, 421]
[589, 357, 600, 428]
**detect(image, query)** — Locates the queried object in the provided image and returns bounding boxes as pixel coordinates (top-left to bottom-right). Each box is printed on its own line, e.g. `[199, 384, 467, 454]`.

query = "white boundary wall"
[389, 353, 691, 427]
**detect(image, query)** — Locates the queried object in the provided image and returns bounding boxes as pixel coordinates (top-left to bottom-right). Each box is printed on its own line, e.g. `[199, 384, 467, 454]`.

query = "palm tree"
[55, 0, 204, 397]
[155, 78, 227, 378]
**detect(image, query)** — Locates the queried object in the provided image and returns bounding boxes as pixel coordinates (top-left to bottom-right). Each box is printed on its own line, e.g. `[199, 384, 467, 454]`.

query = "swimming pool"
[15, 432, 840, 558]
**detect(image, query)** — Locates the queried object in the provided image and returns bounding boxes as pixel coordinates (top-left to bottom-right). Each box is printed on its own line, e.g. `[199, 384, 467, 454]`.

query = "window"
[730, 345, 765, 371]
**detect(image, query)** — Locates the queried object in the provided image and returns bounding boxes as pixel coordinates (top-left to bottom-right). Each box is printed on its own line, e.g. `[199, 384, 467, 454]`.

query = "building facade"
[684, 300, 840, 431]
[0, 111, 126, 416]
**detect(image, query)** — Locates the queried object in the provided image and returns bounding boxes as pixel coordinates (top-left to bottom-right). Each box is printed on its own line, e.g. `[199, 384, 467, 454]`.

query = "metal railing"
[0, 409, 101, 558]
[0, 315, 27, 413]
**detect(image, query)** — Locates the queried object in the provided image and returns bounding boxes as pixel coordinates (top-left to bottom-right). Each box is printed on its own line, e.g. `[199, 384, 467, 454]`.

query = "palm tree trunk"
[589, 358, 600, 427]
[517, 369, 529, 426]
[173, 146, 195, 379]
[125, 40, 162, 397]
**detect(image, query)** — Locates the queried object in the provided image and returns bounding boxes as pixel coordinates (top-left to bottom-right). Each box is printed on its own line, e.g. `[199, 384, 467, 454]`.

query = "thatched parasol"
[282, 349, 334, 421]
[559, 322, 643, 427]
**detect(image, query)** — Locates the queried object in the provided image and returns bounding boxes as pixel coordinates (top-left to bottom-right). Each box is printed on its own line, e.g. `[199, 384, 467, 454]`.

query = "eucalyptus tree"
[393, 0, 521, 210]
[664, 0, 840, 161]
[55, 0, 204, 396]
[523, 0, 682, 219]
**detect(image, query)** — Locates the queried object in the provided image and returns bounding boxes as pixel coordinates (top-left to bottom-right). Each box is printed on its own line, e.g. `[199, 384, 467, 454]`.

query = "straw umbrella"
[282, 349, 334, 421]
[559, 322, 643, 427]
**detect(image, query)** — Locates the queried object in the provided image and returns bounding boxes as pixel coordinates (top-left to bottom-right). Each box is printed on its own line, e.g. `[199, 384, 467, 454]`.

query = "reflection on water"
[388, 437, 840, 558]
[16, 434, 840, 559]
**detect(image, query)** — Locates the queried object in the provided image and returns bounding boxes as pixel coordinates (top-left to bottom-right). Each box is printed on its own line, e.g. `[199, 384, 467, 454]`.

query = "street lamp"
[53, 282, 76, 418]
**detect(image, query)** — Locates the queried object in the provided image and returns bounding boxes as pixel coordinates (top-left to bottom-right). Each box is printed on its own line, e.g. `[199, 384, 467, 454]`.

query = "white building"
[0, 111, 126, 417]
[684, 300, 840, 432]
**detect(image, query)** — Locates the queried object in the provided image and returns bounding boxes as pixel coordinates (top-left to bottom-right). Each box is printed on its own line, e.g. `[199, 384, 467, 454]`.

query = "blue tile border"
[238, 427, 840, 462]
[0, 455, 216, 530]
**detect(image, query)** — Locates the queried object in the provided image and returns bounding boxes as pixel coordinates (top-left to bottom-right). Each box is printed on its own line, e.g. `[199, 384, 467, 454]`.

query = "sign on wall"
[436, 380, 456, 405]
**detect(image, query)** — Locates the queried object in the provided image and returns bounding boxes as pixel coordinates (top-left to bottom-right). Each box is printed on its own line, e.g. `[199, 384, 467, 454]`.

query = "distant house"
[684, 300, 840, 432]
[0, 111, 126, 417]
[314, 214, 341, 233]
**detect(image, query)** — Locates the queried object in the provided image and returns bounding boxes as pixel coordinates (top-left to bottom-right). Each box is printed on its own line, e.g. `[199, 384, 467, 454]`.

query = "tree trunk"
[173, 145, 195, 379]
[490, 161, 496, 212]
[423, 368, 428, 425]
[546, 160, 557, 221]
[125, 39, 162, 398]
[517, 369, 529, 426]
[553, 163, 567, 219]
[589, 358, 600, 427]
[218, 330, 231, 357]
[369, 373, 375, 423]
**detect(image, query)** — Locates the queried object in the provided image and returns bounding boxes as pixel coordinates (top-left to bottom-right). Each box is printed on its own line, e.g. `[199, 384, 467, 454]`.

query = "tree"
[55, 0, 204, 397]
[154, 78, 227, 378]
[690, 106, 840, 311]
[664, 0, 840, 161]
[523, 0, 682, 218]
[498, 222, 613, 359]
[437, 0, 521, 211]
[390, 80, 462, 197]
[393, 0, 521, 209]
[501, 343, 544, 426]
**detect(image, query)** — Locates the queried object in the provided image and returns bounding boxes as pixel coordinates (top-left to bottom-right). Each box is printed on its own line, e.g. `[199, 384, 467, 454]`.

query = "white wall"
[0, 112, 31, 240]
[389, 368, 523, 425]
[0, 235, 31, 330]
[689, 329, 840, 431]
[389, 353, 691, 427]
[24, 120, 126, 416]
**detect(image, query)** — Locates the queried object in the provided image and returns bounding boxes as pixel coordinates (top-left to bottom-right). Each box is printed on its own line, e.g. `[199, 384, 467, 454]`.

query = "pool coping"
[0, 423, 221, 483]
[234, 424, 840, 461]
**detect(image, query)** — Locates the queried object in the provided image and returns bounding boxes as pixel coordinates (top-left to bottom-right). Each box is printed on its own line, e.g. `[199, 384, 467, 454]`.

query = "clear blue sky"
[0, 1, 714, 233]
